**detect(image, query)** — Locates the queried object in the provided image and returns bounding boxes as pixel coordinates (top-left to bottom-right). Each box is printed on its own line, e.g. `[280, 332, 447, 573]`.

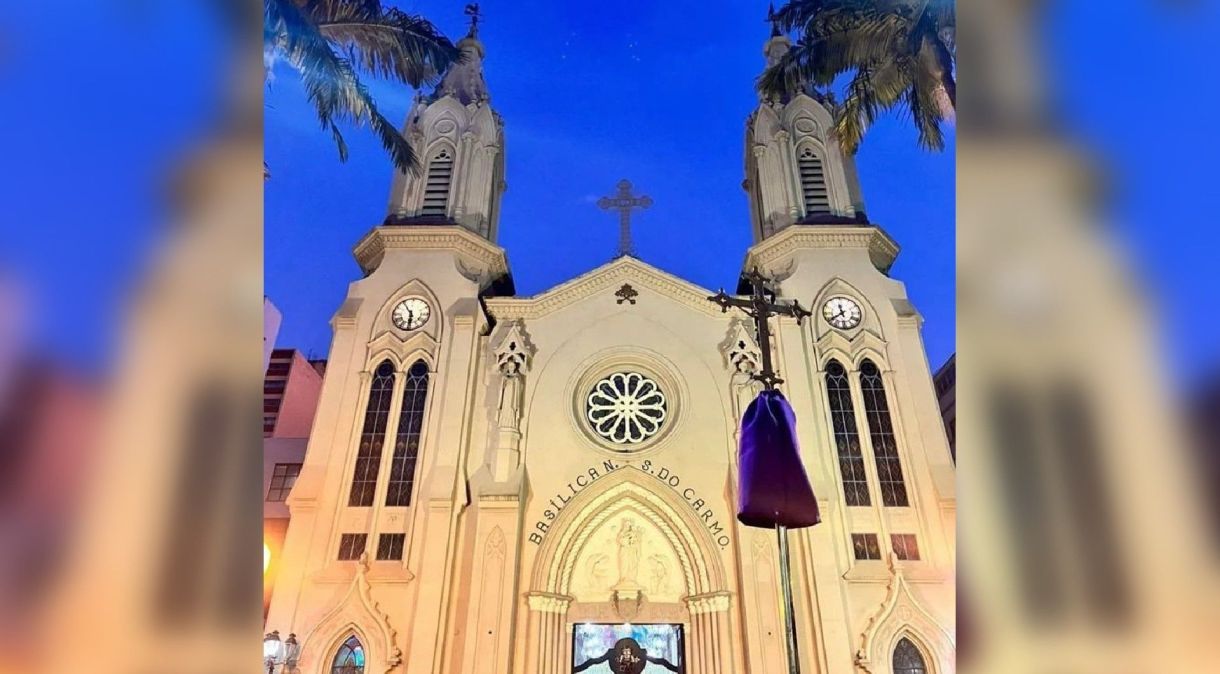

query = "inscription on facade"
[528, 460, 731, 549]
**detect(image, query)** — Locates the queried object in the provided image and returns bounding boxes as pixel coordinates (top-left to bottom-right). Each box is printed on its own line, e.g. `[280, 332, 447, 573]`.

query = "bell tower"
[743, 12, 868, 242]
[386, 11, 506, 241]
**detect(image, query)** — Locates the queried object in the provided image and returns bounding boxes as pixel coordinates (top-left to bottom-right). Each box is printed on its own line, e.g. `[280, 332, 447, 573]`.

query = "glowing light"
[264, 543, 271, 573]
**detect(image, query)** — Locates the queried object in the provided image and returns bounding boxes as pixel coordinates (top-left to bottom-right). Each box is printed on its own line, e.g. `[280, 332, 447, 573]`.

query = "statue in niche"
[615, 519, 642, 587]
[496, 360, 523, 431]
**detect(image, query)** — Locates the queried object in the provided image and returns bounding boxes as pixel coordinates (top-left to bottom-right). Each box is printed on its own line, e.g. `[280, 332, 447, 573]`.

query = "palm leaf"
[266, 0, 419, 173]
[305, 0, 459, 88]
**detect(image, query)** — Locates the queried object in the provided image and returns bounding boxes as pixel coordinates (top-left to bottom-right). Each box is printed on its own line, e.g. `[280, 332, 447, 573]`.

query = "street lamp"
[264, 630, 299, 674]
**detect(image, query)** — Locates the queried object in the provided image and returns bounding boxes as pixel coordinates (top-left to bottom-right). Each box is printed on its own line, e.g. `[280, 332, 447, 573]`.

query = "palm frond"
[906, 83, 945, 151]
[835, 60, 912, 153]
[266, 0, 419, 173]
[306, 0, 459, 88]
[758, 11, 908, 99]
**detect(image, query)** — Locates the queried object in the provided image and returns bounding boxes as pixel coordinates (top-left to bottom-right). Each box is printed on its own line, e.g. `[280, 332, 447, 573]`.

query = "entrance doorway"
[571, 623, 684, 674]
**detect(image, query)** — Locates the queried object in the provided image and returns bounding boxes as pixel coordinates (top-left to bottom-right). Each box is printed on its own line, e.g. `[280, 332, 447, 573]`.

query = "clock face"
[822, 296, 862, 330]
[391, 298, 431, 331]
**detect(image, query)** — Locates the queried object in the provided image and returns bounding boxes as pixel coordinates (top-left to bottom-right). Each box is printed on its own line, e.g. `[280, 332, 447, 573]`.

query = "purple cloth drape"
[737, 389, 821, 529]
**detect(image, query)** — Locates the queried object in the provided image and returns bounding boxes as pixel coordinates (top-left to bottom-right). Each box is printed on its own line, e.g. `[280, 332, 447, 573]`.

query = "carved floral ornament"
[493, 320, 534, 376]
[585, 372, 668, 446]
[298, 554, 407, 674]
[855, 560, 954, 674]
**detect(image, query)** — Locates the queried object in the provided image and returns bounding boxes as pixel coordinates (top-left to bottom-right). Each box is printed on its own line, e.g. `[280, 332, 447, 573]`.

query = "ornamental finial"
[464, 3, 482, 38]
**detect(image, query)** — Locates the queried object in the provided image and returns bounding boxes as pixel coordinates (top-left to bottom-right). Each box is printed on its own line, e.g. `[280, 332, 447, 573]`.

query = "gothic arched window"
[349, 361, 395, 506]
[797, 145, 830, 216]
[892, 637, 928, 674]
[385, 360, 430, 506]
[331, 635, 366, 674]
[860, 360, 909, 506]
[826, 360, 871, 506]
[420, 148, 453, 216]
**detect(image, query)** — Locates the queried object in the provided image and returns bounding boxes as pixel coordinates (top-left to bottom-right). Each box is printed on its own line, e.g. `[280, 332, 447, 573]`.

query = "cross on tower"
[708, 268, 811, 390]
[598, 179, 652, 258]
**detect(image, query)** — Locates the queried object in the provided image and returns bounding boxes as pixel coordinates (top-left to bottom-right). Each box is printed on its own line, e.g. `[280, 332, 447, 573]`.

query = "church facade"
[265, 20, 956, 674]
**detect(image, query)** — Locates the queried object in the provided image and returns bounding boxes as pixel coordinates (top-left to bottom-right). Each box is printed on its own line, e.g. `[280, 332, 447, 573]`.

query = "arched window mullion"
[349, 361, 396, 507]
[892, 636, 929, 674]
[860, 360, 909, 507]
[331, 635, 367, 674]
[824, 360, 871, 506]
[386, 360, 430, 507]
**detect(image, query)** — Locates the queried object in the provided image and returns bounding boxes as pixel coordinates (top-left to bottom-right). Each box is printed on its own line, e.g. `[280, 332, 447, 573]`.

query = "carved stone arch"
[529, 470, 728, 598]
[811, 277, 886, 340]
[886, 630, 939, 674]
[369, 278, 444, 344]
[791, 135, 851, 215]
[422, 138, 458, 170]
[855, 566, 954, 674]
[782, 92, 836, 131]
[852, 348, 891, 373]
[423, 100, 465, 138]
[364, 349, 404, 375]
[365, 332, 439, 374]
[298, 559, 405, 674]
[816, 344, 855, 372]
[468, 103, 498, 139]
[752, 104, 783, 139]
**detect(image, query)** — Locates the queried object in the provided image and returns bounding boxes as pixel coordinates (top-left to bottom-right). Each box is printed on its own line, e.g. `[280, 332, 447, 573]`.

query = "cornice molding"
[745, 225, 900, 273]
[352, 225, 509, 279]
[485, 256, 725, 320]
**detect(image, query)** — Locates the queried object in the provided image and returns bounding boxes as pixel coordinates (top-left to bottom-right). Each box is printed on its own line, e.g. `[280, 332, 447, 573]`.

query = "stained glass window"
[350, 361, 395, 507]
[337, 534, 367, 561]
[892, 637, 927, 674]
[332, 635, 366, 674]
[386, 361, 430, 506]
[859, 360, 909, 507]
[891, 534, 921, 561]
[826, 360, 870, 506]
[851, 533, 882, 560]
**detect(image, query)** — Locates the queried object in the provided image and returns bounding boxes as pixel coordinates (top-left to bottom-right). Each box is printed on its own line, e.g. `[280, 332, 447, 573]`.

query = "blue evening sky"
[265, 0, 957, 370]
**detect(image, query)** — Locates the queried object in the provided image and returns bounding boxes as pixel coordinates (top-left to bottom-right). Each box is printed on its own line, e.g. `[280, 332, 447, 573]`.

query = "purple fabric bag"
[737, 389, 821, 529]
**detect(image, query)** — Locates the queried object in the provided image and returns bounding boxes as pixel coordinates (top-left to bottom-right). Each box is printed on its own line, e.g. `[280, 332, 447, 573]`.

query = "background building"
[933, 354, 955, 462]
[264, 347, 325, 616]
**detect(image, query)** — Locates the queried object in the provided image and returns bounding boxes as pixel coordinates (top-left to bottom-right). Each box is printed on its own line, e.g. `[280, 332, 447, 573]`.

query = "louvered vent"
[798, 147, 830, 215]
[420, 150, 453, 216]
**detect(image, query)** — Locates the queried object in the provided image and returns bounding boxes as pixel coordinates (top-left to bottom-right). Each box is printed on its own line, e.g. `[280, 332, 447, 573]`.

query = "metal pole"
[777, 524, 801, 674]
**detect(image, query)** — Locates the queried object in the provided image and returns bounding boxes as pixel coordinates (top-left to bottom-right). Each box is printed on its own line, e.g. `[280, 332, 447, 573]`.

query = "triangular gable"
[484, 256, 726, 320]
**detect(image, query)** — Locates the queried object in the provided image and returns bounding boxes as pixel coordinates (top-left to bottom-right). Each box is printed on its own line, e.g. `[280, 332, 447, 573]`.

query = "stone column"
[685, 593, 732, 674]
[526, 593, 571, 674]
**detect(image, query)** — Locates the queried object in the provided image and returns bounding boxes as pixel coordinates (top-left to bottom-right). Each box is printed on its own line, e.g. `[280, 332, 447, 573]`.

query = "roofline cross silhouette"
[597, 179, 652, 258]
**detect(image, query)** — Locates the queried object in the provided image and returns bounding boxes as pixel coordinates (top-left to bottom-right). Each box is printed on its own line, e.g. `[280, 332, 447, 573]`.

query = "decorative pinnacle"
[767, 2, 781, 37]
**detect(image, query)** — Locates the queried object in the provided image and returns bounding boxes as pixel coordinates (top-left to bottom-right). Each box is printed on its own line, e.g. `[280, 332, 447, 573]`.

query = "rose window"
[585, 372, 668, 446]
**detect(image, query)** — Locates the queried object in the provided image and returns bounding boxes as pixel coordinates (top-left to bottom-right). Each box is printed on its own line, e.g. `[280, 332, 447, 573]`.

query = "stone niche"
[569, 513, 684, 605]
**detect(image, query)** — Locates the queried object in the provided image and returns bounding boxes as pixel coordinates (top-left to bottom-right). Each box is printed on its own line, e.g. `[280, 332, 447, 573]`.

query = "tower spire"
[464, 2, 481, 39]
[763, 3, 792, 68]
[768, 2, 781, 37]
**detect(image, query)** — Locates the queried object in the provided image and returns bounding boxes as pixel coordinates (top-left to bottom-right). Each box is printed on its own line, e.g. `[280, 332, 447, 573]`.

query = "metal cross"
[708, 268, 811, 390]
[464, 3, 481, 34]
[708, 267, 812, 674]
[598, 179, 652, 258]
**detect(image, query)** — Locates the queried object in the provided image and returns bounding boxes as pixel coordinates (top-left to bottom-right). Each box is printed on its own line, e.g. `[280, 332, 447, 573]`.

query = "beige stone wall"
[266, 228, 955, 674]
